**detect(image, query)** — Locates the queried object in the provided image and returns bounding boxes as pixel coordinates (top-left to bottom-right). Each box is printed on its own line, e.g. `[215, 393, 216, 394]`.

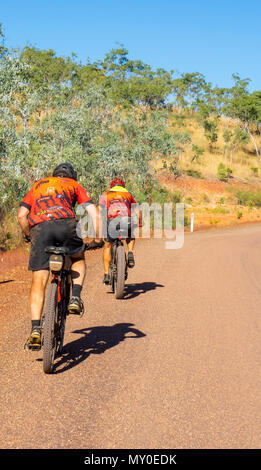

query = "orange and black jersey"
[99, 185, 136, 219]
[20, 177, 93, 227]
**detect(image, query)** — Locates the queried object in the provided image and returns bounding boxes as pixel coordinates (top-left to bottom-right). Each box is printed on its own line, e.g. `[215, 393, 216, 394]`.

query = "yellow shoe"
[127, 251, 135, 268]
[68, 297, 84, 316]
[26, 327, 42, 350]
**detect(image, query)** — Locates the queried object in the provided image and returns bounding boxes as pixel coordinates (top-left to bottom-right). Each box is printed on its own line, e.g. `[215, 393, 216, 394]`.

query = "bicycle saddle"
[45, 246, 70, 255]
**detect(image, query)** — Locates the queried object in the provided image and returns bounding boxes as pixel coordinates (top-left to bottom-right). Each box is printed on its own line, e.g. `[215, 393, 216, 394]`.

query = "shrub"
[0, 231, 13, 251]
[202, 193, 210, 203]
[185, 197, 193, 205]
[251, 167, 259, 176]
[186, 169, 202, 179]
[217, 163, 233, 182]
[218, 197, 225, 205]
[211, 207, 227, 214]
[235, 189, 261, 207]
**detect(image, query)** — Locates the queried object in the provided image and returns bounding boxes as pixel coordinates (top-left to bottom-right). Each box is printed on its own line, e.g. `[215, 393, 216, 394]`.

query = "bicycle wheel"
[43, 281, 58, 374]
[57, 279, 70, 355]
[110, 262, 115, 293]
[115, 244, 126, 299]
[110, 245, 116, 293]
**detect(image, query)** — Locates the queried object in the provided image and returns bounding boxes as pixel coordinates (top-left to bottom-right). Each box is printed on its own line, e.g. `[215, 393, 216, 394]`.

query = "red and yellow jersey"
[99, 185, 136, 219]
[20, 177, 93, 226]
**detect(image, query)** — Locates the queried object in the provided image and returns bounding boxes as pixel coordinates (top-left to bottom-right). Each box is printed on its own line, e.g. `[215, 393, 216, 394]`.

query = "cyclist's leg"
[103, 241, 112, 274]
[68, 253, 86, 315]
[102, 241, 112, 285]
[27, 270, 49, 346]
[27, 222, 53, 346]
[126, 214, 135, 268]
[126, 238, 135, 252]
[59, 218, 86, 314]
[70, 252, 85, 304]
[30, 269, 50, 320]
[71, 252, 86, 286]
[126, 238, 135, 268]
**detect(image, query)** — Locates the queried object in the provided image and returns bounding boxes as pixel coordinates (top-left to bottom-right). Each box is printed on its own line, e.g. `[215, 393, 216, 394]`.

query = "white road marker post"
[190, 213, 194, 232]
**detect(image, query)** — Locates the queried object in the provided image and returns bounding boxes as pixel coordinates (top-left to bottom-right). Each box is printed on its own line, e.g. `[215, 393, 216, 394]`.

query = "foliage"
[217, 163, 233, 182]
[235, 189, 261, 207]
[186, 169, 202, 179]
[191, 144, 204, 162]
[251, 167, 258, 176]
[0, 47, 187, 216]
[1, 22, 261, 243]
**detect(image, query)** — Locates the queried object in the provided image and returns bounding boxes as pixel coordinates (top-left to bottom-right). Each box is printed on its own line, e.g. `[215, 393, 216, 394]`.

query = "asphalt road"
[0, 225, 261, 449]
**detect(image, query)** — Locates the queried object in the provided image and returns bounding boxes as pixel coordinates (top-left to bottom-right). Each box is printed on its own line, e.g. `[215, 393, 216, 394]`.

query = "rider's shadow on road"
[123, 282, 164, 300]
[54, 323, 146, 374]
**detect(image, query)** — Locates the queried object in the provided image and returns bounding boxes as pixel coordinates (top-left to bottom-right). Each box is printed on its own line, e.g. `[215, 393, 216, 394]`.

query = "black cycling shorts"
[29, 218, 84, 271]
[104, 217, 135, 243]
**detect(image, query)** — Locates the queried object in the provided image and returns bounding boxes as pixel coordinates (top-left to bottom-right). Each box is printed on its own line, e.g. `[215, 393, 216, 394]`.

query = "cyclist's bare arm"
[17, 206, 30, 237]
[134, 206, 143, 226]
[86, 203, 102, 240]
[138, 209, 143, 227]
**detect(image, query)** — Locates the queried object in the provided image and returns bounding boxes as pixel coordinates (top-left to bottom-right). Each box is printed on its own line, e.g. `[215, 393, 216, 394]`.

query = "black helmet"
[52, 162, 77, 180]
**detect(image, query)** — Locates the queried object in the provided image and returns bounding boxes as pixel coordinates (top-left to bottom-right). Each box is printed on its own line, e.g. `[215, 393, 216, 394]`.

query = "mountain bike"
[40, 245, 72, 373]
[109, 220, 137, 300]
[42, 244, 88, 374]
[24, 242, 89, 373]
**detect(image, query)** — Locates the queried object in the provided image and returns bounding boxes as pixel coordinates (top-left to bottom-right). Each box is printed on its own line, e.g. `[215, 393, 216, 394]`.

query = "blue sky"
[1, 0, 260, 91]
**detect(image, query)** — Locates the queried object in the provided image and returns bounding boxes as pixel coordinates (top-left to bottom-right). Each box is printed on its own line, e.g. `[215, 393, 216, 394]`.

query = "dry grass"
[169, 113, 261, 181]
[0, 215, 23, 251]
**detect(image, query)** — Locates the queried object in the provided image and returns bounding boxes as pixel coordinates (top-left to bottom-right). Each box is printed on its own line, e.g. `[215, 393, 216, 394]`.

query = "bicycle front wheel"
[43, 281, 58, 374]
[115, 245, 126, 299]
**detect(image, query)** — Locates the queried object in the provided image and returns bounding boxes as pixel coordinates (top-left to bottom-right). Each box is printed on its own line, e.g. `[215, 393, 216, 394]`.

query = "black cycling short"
[104, 217, 135, 243]
[29, 218, 84, 271]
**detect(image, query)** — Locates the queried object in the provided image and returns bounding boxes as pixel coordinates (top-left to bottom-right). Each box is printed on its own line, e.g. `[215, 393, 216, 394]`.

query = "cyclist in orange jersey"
[18, 163, 100, 347]
[99, 178, 142, 285]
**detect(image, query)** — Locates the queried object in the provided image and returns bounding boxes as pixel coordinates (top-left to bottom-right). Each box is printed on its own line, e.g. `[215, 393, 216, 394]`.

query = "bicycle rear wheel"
[43, 281, 58, 374]
[110, 263, 115, 293]
[115, 244, 126, 299]
[57, 279, 70, 355]
[110, 245, 116, 293]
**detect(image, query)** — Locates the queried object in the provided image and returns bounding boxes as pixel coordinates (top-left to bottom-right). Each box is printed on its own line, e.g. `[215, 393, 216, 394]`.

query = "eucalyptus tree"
[172, 72, 209, 113]
[223, 75, 261, 161]
[223, 126, 249, 166]
[100, 46, 174, 108]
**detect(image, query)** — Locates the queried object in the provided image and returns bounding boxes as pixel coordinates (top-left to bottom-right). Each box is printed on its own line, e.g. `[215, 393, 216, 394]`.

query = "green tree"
[196, 101, 219, 149]
[223, 75, 261, 160]
[0, 22, 8, 58]
[100, 46, 173, 107]
[20, 46, 77, 89]
[172, 72, 209, 113]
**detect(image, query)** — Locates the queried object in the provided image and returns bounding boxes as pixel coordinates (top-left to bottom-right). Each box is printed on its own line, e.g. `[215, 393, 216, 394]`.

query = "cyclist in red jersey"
[18, 163, 100, 347]
[99, 178, 142, 285]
